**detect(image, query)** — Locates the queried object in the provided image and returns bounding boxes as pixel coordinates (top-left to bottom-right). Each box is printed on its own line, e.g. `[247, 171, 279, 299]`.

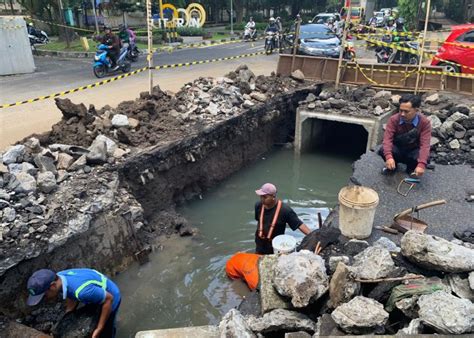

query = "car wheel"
[439, 62, 461, 73]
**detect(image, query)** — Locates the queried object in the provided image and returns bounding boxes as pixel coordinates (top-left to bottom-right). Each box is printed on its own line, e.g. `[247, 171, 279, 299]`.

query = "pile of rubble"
[298, 86, 474, 165]
[218, 229, 474, 336]
[42, 65, 303, 149]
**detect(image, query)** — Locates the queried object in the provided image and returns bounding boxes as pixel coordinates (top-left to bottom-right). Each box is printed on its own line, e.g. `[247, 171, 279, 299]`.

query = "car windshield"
[313, 15, 331, 23]
[300, 25, 335, 39]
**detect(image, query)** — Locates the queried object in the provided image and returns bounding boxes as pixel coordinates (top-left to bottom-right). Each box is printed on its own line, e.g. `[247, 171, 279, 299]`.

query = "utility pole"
[415, 0, 431, 94]
[230, 0, 234, 36]
[57, 0, 70, 48]
[335, 1, 352, 89]
[91, 0, 99, 35]
[146, 0, 153, 94]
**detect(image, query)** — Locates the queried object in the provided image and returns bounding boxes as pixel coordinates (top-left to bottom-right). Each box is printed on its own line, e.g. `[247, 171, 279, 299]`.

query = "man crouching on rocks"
[378, 94, 432, 177]
[26, 268, 121, 338]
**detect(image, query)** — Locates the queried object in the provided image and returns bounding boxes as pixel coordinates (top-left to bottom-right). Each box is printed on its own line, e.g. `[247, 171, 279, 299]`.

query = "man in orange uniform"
[225, 252, 261, 290]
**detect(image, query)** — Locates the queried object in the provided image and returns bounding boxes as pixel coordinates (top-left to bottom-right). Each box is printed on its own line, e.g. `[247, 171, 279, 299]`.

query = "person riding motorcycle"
[101, 26, 121, 70]
[326, 17, 336, 32]
[276, 17, 283, 33]
[244, 17, 256, 40]
[265, 17, 279, 34]
[118, 24, 130, 44]
[388, 18, 412, 63]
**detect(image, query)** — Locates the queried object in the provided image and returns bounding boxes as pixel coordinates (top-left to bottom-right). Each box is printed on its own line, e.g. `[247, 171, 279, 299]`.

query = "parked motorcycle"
[343, 37, 356, 61]
[243, 27, 257, 41]
[93, 44, 131, 78]
[376, 41, 419, 65]
[27, 24, 49, 46]
[264, 31, 279, 55]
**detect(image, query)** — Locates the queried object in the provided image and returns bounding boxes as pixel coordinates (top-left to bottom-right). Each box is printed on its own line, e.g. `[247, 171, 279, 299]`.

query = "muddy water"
[114, 148, 353, 337]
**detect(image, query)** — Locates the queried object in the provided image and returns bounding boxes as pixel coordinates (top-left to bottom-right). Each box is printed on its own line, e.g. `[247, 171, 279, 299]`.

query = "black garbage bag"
[51, 305, 100, 338]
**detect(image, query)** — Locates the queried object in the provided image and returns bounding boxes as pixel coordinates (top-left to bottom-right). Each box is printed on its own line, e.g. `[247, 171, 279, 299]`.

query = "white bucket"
[272, 234, 297, 254]
[338, 185, 379, 239]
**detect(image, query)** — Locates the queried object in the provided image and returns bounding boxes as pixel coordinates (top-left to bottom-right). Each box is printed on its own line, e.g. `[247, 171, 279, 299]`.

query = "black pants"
[108, 50, 119, 67]
[100, 300, 121, 338]
[377, 145, 419, 173]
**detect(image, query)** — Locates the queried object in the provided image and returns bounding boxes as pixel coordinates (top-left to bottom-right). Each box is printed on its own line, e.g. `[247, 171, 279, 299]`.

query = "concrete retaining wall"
[0, 16, 35, 75]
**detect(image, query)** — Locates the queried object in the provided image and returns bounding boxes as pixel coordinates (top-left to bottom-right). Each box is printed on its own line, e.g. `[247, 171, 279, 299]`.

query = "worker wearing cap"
[26, 268, 121, 338]
[254, 183, 312, 254]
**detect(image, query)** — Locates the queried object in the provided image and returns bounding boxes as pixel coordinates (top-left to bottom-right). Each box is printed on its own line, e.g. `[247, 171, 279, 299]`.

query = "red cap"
[255, 183, 277, 196]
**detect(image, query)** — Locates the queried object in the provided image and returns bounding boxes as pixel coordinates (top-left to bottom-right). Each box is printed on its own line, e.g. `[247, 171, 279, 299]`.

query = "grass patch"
[209, 33, 231, 40]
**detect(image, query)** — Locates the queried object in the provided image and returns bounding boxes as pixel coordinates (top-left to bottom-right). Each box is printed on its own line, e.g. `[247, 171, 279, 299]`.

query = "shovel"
[391, 199, 446, 234]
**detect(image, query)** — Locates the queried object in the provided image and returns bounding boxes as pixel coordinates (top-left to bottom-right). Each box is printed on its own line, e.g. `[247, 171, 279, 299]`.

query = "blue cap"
[26, 269, 56, 306]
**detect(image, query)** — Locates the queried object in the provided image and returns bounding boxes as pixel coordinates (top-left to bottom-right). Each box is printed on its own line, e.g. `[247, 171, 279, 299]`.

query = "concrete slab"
[135, 325, 219, 338]
[334, 151, 474, 245]
[258, 255, 292, 313]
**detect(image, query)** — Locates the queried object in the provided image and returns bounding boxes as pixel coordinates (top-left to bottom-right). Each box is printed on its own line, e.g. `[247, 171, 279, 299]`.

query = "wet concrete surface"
[337, 151, 474, 244]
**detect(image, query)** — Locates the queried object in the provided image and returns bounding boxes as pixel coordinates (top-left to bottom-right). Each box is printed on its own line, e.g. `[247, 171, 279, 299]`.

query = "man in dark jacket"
[378, 94, 432, 176]
[101, 26, 121, 70]
[254, 183, 311, 254]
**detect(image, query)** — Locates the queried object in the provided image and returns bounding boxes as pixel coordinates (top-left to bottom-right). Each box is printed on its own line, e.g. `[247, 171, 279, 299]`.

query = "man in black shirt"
[254, 183, 312, 254]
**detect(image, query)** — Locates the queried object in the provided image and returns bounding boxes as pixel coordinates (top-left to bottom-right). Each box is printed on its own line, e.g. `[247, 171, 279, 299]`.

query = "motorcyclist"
[276, 17, 283, 33]
[265, 17, 279, 34]
[118, 24, 130, 44]
[101, 26, 121, 70]
[388, 17, 411, 63]
[244, 16, 256, 40]
[326, 17, 336, 32]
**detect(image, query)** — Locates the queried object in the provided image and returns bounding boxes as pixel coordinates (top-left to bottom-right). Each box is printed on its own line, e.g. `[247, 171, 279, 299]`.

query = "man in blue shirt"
[26, 268, 121, 338]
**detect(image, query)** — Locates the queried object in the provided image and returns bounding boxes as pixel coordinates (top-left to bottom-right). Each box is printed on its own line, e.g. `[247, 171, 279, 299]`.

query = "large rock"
[218, 309, 255, 338]
[446, 274, 474, 301]
[418, 291, 474, 334]
[258, 255, 292, 313]
[469, 272, 474, 290]
[246, 309, 316, 334]
[425, 93, 440, 105]
[397, 319, 423, 335]
[328, 256, 350, 273]
[351, 246, 396, 280]
[2, 145, 26, 164]
[86, 139, 107, 165]
[37, 172, 57, 194]
[446, 111, 469, 124]
[34, 154, 57, 174]
[291, 70, 305, 82]
[329, 262, 360, 308]
[7, 172, 37, 194]
[331, 296, 389, 334]
[401, 230, 474, 273]
[373, 237, 400, 253]
[8, 162, 36, 176]
[56, 153, 74, 170]
[427, 115, 442, 129]
[272, 250, 328, 308]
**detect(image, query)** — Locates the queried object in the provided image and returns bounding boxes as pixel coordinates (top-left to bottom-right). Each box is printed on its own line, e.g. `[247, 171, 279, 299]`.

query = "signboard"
[154, 3, 206, 28]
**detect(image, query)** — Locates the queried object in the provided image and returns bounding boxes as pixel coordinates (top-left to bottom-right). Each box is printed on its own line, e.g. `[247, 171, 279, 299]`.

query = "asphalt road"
[0, 40, 266, 104]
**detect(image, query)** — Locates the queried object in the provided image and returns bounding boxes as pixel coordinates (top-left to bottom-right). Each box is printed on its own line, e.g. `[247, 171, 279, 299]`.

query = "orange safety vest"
[225, 252, 261, 290]
[258, 200, 282, 240]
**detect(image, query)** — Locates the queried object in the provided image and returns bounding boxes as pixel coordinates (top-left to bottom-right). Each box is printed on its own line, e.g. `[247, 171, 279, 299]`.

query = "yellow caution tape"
[0, 51, 265, 109]
[0, 24, 24, 30]
[347, 60, 418, 86]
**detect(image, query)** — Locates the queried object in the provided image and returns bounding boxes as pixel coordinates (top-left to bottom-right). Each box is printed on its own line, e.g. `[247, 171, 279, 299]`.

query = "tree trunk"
[234, 0, 244, 24]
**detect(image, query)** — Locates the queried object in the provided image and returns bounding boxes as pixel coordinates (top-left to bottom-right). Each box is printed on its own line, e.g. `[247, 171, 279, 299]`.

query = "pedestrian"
[254, 183, 311, 254]
[377, 94, 432, 177]
[26, 268, 121, 338]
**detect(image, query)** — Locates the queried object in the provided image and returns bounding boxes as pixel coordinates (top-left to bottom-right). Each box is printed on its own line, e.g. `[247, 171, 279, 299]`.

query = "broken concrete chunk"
[343, 239, 369, 256]
[374, 90, 392, 100]
[37, 172, 57, 194]
[401, 230, 474, 273]
[395, 296, 419, 319]
[128, 118, 140, 129]
[246, 309, 316, 334]
[373, 237, 400, 253]
[328, 256, 350, 273]
[8, 162, 36, 176]
[351, 246, 396, 280]
[329, 262, 360, 308]
[86, 139, 107, 165]
[397, 318, 423, 335]
[69, 155, 87, 172]
[425, 93, 440, 105]
[2, 145, 26, 164]
[331, 296, 389, 334]
[250, 92, 267, 102]
[469, 272, 474, 291]
[218, 309, 255, 338]
[111, 114, 130, 127]
[94, 135, 117, 157]
[446, 274, 474, 301]
[418, 291, 474, 334]
[272, 250, 328, 308]
[427, 115, 442, 129]
[56, 153, 74, 170]
[34, 154, 57, 174]
[290, 69, 305, 82]
[258, 255, 292, 313]
[7, 172, 37, 194]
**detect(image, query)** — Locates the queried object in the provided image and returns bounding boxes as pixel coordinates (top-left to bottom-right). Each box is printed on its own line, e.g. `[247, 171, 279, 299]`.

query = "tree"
[397, 0, 418, 29]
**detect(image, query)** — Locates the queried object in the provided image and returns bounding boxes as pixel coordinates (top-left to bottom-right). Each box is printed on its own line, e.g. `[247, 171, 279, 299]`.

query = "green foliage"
[444, 0, 464, 22]
[177, 27, 204, 36]
[397, 0, 418, 29]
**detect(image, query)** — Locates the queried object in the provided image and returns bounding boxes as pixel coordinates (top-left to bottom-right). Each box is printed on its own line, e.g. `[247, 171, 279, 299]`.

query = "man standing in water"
[254, 183, 312, 254]
[26, 268, 121, 338]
